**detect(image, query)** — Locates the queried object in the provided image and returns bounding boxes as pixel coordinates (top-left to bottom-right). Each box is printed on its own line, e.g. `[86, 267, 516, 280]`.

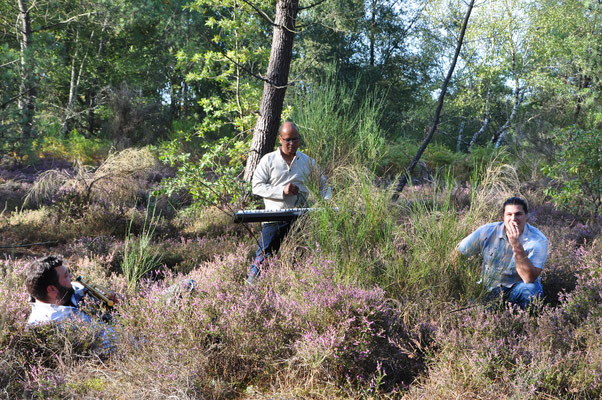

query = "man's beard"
[56, 284, 75, 306]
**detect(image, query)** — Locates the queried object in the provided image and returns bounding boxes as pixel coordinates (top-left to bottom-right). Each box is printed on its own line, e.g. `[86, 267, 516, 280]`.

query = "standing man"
[248, 121, 330, 283]
[455, 197, 548, 309]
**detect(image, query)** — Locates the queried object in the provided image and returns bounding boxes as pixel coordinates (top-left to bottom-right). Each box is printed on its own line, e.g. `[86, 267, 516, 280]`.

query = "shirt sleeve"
[457, 226, 487, 257]
[252, 155, 285, 200]
[527, 237, 548, 269]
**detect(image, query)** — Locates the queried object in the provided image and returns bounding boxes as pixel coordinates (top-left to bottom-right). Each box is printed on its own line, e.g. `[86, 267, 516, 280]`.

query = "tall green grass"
[291, 167, 398, 287]
[122, 203, 163, 290]
[296, 159, 524, 305]
[291, 74, 386, 173]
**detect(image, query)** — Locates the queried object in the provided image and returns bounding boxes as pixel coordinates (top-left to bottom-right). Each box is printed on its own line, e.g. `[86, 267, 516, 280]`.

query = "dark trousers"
[248, 222, 291, 282]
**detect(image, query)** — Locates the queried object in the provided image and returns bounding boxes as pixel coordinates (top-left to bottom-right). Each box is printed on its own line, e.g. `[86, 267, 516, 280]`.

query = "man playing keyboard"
[248, 121, 330, 283]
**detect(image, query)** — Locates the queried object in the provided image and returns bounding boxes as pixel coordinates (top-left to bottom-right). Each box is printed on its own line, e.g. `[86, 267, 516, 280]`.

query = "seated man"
[25, 255, 116, 348]
[248, 121, 330, 283]
[455, 197, 548, 309]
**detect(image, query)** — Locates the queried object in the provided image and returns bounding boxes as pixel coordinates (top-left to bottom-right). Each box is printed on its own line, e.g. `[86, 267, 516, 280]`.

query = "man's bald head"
[279, 121, 300, 157]
[280, 121, 299, 136]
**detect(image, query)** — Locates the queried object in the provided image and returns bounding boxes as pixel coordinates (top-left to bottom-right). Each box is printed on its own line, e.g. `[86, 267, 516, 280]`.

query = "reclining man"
[454, 197, 548, 309]
[25, 255, 117, 348]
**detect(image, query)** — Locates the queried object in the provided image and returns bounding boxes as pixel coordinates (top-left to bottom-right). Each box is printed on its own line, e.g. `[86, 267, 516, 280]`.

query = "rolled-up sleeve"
[457, 226, 486, 257]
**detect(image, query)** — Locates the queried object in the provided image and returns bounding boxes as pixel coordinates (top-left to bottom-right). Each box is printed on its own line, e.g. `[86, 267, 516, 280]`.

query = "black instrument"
[234, 207, 323, 223]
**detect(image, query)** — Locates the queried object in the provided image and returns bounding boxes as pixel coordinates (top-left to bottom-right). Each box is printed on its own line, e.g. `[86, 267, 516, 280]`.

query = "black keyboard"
[233, 208, 317, 223]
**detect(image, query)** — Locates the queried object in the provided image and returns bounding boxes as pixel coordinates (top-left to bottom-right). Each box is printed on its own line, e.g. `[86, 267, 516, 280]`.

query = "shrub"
[32, 129, 109, 164]
[291, 74, 387, 174]
[542, 127, 601, 218]
[155, 135, 251, 208]
[25, 147, 160, 213]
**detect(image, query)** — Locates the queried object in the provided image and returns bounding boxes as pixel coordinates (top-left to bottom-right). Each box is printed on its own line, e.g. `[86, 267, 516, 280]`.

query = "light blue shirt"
[457, 222, 548, 290]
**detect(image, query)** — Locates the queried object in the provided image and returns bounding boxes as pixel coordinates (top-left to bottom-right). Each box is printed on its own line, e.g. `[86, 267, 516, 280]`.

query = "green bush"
[542, 127, 601, 218]
[155, 135, 251, 207]
[32, 128, 109, 164]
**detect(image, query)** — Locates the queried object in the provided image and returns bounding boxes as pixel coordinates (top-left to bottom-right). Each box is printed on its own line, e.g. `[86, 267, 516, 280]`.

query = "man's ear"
[46, 285, 58, 301]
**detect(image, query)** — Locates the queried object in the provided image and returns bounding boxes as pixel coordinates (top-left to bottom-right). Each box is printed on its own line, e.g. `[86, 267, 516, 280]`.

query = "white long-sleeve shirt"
[27, 282, 115, 350]
[252, 149, 331, 210]
[27, 282, 89, 325]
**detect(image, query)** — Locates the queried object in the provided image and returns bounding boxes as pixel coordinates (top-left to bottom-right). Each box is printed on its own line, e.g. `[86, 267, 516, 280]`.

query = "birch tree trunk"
[243, 0, 299, 182]
[17, 0, 35, 139]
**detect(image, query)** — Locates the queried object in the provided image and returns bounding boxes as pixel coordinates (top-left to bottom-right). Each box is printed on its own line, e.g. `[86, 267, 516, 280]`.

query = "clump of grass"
[395, 176, 487, 303]
[121, 206, 163, 291]
[291, 73, 386, 173]
[291, 166, 400, 288]
[24, 147, 159, 211]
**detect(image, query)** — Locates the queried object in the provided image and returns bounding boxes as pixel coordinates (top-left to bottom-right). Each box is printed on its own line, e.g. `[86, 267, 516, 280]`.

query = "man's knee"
[510, 281, 543, 308]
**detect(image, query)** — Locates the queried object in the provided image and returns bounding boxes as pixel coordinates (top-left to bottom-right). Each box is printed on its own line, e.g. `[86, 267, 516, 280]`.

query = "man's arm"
[252, 157, 286, 200]
[506, 222, 542, 283]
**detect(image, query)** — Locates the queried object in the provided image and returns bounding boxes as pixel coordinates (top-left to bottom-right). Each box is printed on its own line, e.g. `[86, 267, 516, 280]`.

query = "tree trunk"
[369, 0, 376, 67]
[456, 121, 465, 152]
[17, 0, 35, 140]
[494, 83, 521, 148]
[493, 46, 521, 148]
[243, 0, 299, 182]
[392, 0, 475, 198]
[63, 28, 90, 134]
[468, 115, 489, 152]
[468, 87, 491, 152]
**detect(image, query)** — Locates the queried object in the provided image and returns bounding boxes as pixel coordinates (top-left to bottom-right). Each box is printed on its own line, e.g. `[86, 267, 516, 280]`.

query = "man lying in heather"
[454, 197, 549, 309]
[25, 255, 116, 349]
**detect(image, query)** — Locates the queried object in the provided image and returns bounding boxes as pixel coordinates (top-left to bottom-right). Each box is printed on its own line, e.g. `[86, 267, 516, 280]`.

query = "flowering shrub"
[405, 239, 602, 399]
[102, 249, 427, 397]
[0, 183, 599, 399]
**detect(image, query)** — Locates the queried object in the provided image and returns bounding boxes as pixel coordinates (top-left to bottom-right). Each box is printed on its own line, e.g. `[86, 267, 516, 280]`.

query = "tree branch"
[0, 87, 35, 109]
[0, 59, 19, 68]
[393, 0, 476, 198]
[32, 12, 94, 33]
[202, 33, 295, 89]
[240, 0, 276, 26]
[299, 0, 327, 11]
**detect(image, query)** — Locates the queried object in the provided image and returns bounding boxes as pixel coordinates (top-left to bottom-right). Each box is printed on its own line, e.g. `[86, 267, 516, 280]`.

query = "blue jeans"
[488, 280, 543, 309]
[248, 222, 291, 283]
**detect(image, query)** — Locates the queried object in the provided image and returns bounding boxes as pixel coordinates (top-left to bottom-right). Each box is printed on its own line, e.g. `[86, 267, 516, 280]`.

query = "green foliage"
[542, 128, 602, 217]
[122, 204, 163, 290]
[291, 74, 387, 173]
[155, 135, 250, 207]
[297, 167, 487, 304]
[297, 168, 398, 286]
[31, 128, 109, 164]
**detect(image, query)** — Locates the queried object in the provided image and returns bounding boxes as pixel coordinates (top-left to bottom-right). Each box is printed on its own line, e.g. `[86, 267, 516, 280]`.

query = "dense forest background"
[0, 0, 600, 398]
[2, 0, 599, 184]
